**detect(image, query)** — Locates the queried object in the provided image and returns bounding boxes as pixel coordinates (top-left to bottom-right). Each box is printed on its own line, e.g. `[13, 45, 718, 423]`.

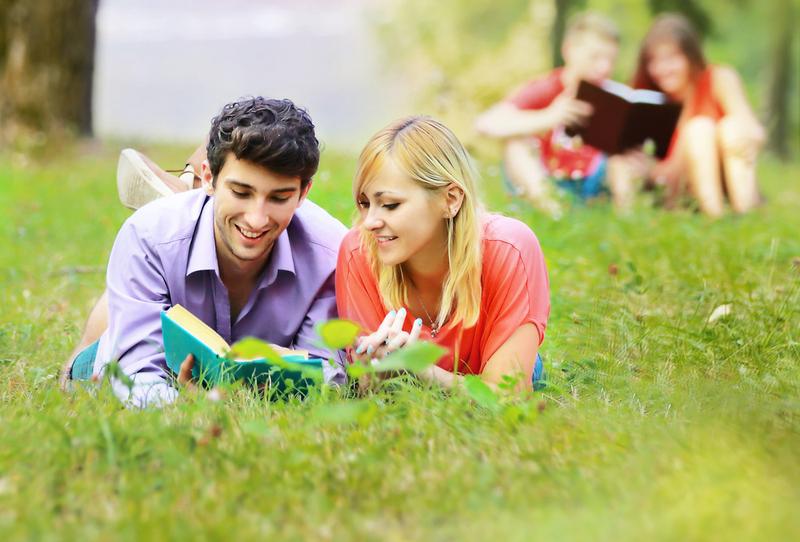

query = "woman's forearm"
[420, 365, 463, 389]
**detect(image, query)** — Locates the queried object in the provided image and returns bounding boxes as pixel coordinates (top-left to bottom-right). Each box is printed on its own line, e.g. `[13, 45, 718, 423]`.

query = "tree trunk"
[0, 0, 98, 143]
[551, 0, 588, 68]
[764, 0, 795, 159]
[551, 0, 570, 68]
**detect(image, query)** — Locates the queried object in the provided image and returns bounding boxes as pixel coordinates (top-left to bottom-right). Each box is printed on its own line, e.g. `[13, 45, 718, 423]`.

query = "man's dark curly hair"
[206, 97, 320, 189]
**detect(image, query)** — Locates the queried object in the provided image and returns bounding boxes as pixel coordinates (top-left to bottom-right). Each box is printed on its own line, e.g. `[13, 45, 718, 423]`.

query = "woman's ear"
[201, 160, 215, 196]
[443, 183, 465, 218]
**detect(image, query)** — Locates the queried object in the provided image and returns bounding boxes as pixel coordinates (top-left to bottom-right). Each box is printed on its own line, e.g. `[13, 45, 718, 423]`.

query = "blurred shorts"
[501, 155, 608, 201]
[553, 156, 608, 200]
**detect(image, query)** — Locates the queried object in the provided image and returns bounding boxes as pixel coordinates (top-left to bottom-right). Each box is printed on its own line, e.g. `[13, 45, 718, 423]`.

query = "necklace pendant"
[430, 325, 439, 338]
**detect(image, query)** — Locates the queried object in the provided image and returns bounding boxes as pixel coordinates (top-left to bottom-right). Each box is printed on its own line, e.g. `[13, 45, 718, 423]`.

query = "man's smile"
[235, 224, 268, 241]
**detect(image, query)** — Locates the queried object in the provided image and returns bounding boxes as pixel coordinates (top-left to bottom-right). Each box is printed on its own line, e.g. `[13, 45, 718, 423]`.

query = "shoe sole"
[117, 149, 175, 210]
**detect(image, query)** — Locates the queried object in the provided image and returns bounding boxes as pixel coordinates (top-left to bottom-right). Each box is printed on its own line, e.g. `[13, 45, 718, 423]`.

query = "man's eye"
[383, 203, 399, 210]
[232, 190, 248, 198]
[271, 197, 291, 203]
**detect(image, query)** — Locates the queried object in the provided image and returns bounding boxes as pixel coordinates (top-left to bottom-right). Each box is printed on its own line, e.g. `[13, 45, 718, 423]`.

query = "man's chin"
[230, 242, 273, 263]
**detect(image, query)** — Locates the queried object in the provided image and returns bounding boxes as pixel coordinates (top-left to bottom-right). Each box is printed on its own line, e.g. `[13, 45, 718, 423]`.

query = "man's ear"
[200, 160, 214, 196]
[443, 183, 465, 218]
[297, 180, 312, 206]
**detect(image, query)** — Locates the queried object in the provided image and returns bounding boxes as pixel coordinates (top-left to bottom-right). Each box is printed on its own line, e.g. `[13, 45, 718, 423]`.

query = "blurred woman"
[629, 13, 765, 216]
[336, 116, 550, 391]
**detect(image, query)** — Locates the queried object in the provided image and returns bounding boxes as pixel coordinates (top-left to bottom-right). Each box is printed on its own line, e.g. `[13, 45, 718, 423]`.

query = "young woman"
[336, 116, 550, 391]
[629, 13, 765, 217]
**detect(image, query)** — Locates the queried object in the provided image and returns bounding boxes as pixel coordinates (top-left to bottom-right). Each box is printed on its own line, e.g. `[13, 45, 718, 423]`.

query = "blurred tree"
[551, 0, 587, 67]
[0, 0, 98, 144]
[764, 0, 796, 159]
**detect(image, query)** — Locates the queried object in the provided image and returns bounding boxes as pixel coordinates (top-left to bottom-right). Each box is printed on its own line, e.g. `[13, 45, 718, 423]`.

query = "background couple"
[476, 12, 764, 218]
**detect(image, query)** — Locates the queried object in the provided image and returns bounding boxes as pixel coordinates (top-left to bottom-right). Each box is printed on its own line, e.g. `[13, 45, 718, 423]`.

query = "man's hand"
[177, 354, 196, 388]
[547, 92, 593, 128]
[176, 354, 227, 401]
[354, 308, 423, 362]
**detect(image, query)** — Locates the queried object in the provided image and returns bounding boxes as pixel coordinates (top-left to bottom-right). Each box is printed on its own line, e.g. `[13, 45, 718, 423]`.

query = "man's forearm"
[475, 104, 556, 139]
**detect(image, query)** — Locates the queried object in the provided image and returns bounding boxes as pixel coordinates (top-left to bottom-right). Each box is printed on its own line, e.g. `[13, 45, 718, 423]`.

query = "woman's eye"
[232, 190, 248, 198]
[357, 200, 370, 209]
[383, 203, 400, 210]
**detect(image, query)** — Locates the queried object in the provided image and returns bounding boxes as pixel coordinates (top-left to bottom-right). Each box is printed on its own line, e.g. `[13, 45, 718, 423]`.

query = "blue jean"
[69, 340, 99, 380]
[533, 353, 545, 390]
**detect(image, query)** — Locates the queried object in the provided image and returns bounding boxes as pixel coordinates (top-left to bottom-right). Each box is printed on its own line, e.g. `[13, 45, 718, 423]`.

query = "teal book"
[160, 304, 323, 391]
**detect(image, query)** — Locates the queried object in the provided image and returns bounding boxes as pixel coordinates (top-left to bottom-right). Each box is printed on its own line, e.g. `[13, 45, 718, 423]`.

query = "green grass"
[1, 142, 798, 540]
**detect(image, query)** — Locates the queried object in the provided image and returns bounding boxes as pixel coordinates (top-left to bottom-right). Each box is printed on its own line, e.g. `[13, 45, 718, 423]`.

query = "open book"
[566, 79, 682, 158]
[161, 304, 322, 389]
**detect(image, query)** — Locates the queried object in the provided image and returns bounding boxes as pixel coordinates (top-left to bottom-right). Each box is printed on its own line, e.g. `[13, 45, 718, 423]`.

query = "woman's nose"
[363, 209, 383, 230]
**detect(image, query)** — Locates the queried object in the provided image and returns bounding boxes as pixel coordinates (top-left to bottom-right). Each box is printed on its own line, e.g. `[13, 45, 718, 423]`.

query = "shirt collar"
[258, 227, 296, 289]
[186, 195, 220, 278]
[185, 195, 296, 285]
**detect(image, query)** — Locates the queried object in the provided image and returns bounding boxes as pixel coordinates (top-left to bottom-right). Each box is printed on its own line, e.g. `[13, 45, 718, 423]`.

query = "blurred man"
[475, 12, 622, 216]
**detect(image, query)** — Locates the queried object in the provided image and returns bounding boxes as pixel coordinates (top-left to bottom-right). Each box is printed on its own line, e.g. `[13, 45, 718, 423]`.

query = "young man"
[475, 12, 631, 215]
[62, 97, 347, 407]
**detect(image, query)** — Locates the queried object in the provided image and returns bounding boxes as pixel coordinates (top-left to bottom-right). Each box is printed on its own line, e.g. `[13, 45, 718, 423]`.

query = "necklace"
[412, 286, 441, 338]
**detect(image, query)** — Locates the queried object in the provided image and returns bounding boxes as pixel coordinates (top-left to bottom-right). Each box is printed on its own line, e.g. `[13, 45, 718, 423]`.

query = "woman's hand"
[651, 156, 682, 190]
[723, 119, 765, 163]
[353, 308, 423, 362]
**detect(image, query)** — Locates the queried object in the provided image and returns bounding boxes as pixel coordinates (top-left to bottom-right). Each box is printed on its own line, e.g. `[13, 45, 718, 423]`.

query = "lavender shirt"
[93, 190, 347, 408]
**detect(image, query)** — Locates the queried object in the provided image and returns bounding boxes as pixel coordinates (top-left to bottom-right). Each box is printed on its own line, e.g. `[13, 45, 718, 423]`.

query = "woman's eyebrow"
[373, 190, 400, 198]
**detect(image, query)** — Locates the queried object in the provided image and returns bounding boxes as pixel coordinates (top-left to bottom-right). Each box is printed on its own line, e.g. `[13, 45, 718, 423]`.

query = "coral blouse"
[335, 214, 550, 375]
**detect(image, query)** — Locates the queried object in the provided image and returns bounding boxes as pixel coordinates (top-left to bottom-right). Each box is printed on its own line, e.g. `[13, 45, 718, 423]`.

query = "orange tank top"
[666, 66, 725, 158]
[685, 66, 725, 120]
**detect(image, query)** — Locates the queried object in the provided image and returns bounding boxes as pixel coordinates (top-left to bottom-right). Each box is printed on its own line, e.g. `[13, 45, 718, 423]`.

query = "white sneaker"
[177, 163, 200, 190]
[116, 149, 176, 210]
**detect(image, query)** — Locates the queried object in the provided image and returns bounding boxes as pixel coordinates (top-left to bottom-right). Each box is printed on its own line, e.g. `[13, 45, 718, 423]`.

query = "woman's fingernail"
[366, 345, 374, 356]
[355, 343, 365, 354]
[398, 308, 406, 317]
[415, 318, 422, 327]
[388, 310, 396, 317]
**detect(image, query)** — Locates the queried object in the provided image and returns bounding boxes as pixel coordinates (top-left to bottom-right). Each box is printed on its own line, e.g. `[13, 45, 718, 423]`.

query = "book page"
[601, 80, 667, 105]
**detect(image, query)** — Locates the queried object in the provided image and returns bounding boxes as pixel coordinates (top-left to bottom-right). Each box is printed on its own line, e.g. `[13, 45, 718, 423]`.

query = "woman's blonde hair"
[353, 116, 483, 329]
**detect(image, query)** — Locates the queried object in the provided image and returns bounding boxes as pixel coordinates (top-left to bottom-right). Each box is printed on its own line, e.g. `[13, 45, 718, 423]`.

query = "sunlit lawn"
[0, 141, 798, 540]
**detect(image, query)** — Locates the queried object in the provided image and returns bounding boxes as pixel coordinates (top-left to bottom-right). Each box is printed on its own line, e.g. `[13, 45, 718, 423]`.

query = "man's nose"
[244, 199, 270, 230]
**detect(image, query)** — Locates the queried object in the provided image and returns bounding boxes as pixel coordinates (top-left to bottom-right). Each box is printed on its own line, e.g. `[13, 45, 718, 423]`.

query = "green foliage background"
[373, 0, 799, 154]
